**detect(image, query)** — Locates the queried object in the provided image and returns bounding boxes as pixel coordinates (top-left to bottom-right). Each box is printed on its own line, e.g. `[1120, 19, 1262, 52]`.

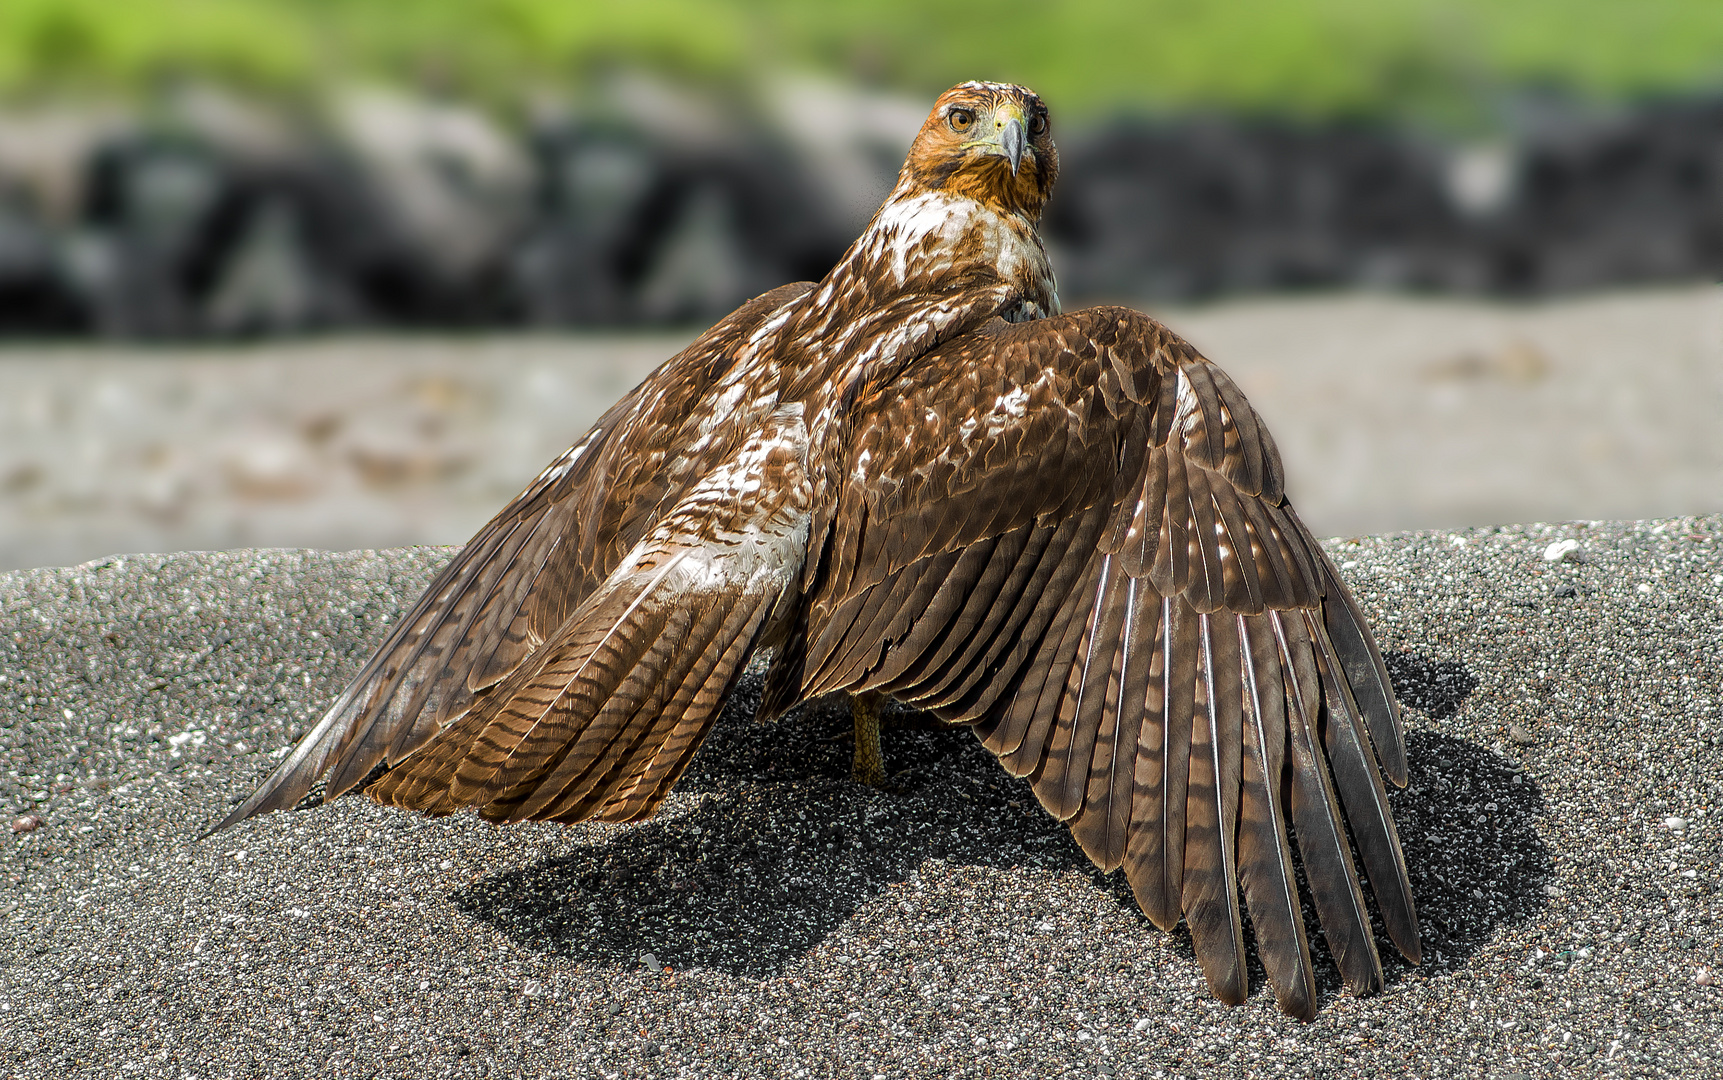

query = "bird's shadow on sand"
[451, 651, 1550, 994]
[450, 685, 1097, 978]
[1379, 651, 1553, 980]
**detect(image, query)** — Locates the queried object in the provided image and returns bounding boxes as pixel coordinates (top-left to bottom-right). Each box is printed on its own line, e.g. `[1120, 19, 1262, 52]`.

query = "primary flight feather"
[212, 81, 1419, 1020]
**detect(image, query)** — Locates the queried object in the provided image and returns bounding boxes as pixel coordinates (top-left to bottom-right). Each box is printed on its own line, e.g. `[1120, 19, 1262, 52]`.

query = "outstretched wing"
[208, 282, 814, 835]
[365, 403, 812, 824]
[782, 306, 1416, 1019]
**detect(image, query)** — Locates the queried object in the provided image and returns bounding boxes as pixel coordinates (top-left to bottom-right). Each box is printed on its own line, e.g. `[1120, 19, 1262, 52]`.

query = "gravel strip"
[2, 519, 1721, 1078]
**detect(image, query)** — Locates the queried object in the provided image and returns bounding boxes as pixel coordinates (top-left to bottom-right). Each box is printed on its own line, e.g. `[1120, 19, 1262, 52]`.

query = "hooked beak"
[970, 105, 1028, 175]
[999, 115, 1026, 175]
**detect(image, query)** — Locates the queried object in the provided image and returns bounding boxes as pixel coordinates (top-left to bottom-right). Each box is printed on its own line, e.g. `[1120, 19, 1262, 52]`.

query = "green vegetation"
[3, 0, 1723, 126]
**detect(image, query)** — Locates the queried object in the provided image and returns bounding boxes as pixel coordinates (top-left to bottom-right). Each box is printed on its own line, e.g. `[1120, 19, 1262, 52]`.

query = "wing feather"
[1152, 438, 1194, 596]
[1183, 362, 1230, 473]
[1236, 489, 1303, 609]
[807, 555, 942, 691]
[1181, 611, 1248, 1004]
[343, 516, 540, 787]
[464, 525, 566, 694]
[878, 530, 1025, 695]
[599, 596, 771, 821]
[1124, 594, 1195, 932]
[1305, 610, 1421, 963]
[1116, 435, 1167, 578]
[1273, 609, 1384, 995]
[941, 510, 1105, 721]
[526, 590, 769, 823]
[1235, 612, 1317, 1020]
[1318, 560, 1409, 786]
[379, 508, 561, 763]
[1209, 475, 1265, 614]
[1035, 555, 1129, 821]
[999, 547, 1108, 781]
[447, 549, 699, 807]
[1066, 574, 1150, 871]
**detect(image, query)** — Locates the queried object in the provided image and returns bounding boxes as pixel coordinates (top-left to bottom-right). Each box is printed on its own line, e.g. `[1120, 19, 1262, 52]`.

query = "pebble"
[1542, 538, 1584, 563]
[641, 953, 663, 974]
[10, 814, 41, 834]
[1508, 723, 1536, 745]
[1699, 968, 1717, 987]
[1664, 816, 1688, 832]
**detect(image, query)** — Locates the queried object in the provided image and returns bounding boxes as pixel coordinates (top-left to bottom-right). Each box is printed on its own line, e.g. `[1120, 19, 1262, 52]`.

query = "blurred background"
[2, 0, 1722, 570]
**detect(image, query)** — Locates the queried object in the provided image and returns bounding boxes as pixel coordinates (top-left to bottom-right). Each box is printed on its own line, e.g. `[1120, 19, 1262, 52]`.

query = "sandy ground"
[3, 518, 1721, 1078]
[0, 335, 676, 574]
[4, 285, 1723, 572]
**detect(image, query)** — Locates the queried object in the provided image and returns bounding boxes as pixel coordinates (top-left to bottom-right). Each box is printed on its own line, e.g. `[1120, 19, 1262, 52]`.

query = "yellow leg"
[851, 691, 886, 787]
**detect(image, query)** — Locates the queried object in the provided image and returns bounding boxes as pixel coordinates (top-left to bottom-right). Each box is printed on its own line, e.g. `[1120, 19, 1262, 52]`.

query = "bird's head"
[901, 81, 1057, 220]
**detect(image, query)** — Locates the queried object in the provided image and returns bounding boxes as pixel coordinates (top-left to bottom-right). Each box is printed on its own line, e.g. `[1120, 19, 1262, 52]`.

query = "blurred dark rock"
[8, 87, 1723, 338]
[1044, 118, 1465, 299]
[0, 205, 83, 333]
[514, 108, 846, 327]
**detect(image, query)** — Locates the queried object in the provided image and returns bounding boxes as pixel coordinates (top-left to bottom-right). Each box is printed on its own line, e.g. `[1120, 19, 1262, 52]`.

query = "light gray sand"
[2, 519, 1721, 1078]
[6, 285, 1723, 572]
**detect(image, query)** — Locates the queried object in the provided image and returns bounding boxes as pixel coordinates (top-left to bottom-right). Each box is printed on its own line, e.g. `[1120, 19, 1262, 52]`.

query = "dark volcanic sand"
[3, 518, 1721, 1078]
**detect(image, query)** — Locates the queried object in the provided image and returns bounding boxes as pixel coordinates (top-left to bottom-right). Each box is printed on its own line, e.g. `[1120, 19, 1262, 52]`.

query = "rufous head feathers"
[899, 81, 1058, 220]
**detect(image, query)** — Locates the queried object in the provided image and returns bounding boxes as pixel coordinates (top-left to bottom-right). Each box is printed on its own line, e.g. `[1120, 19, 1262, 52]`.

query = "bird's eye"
[1029, 111, 1047, 136]
[948, 108, 975, 131]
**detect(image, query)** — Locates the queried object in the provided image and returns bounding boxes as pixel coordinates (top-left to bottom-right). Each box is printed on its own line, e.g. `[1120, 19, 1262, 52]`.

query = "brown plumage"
[212, 81, 1418, 1019]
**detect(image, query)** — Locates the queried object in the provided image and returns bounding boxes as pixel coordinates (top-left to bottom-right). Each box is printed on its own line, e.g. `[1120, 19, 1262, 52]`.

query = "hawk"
[213, 81, 1418, 1019]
